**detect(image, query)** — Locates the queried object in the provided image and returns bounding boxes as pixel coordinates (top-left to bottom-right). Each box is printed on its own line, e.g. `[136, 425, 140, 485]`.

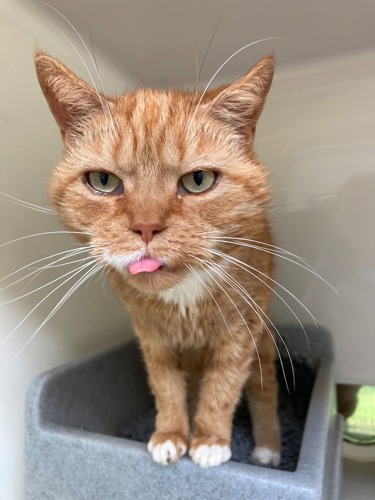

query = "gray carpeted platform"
[120, 355, 316, 472]
[25, 325, 343, 500]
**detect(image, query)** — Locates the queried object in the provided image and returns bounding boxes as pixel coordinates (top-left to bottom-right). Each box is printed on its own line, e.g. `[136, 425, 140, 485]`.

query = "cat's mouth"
[125, 256, 184, 292]
[102, 251, 173, 279]
[128, 258, 165, 275]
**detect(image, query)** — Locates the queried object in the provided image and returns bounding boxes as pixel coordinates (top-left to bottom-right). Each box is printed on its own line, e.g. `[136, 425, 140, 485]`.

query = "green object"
[344, 385, 375, 445]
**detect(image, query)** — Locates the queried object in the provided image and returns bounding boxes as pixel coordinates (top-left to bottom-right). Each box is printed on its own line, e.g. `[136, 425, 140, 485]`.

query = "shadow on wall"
[271, 148, 375, 383]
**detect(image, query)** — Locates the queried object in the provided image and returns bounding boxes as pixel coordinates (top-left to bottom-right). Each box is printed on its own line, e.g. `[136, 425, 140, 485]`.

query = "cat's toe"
[147, 432, 188, 465]
[189, 443, 231, 468]
[148, 440, 180, 465]
[251, 446, 281, 466]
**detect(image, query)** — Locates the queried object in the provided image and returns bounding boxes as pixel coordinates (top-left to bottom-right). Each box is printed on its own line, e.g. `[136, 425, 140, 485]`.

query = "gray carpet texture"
[120, 355, 316, 471]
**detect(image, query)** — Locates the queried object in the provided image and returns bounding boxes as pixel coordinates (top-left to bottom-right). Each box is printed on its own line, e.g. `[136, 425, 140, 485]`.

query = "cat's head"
[35, 53, 274, 294]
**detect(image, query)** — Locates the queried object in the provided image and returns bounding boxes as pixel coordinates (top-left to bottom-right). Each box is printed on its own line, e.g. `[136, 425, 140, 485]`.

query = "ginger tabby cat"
[35, 52, 281, 468]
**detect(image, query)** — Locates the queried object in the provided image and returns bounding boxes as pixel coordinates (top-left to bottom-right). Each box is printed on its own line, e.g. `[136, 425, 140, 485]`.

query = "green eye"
[86, 172, 122, 194]
[180, 170, 216, 194]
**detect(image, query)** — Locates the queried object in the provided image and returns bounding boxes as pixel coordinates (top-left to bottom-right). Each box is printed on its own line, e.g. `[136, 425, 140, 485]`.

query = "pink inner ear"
[128, 258, 162, 275]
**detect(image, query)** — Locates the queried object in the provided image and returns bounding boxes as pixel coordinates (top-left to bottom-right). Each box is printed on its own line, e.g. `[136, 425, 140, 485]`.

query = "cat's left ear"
[204, 55, 275, 143]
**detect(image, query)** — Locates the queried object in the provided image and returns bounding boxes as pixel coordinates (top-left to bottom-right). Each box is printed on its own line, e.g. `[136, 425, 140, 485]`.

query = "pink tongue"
[128, 258, 162, 275]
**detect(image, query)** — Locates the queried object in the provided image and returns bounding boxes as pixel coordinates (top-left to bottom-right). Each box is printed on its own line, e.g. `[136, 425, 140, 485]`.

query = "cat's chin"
[126, 266, 186, 293]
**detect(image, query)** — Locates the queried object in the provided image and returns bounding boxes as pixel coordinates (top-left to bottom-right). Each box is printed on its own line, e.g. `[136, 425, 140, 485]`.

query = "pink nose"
[130, 222, 165, 245]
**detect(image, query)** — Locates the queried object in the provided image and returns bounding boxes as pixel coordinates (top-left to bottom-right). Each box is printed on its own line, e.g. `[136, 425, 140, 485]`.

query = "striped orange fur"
[35, 52, 281, 467]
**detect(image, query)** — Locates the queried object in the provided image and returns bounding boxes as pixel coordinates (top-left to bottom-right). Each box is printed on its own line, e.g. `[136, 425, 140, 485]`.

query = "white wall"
[0, 1, 138, 498]
[256, 52, 375, 386]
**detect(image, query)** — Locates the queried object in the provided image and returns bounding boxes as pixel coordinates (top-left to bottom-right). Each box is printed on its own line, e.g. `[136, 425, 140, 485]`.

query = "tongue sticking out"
[128, 258, 162, 275]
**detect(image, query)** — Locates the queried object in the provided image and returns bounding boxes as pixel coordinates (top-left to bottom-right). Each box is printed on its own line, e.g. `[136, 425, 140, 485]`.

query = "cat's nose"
[130, 222, 165, 245]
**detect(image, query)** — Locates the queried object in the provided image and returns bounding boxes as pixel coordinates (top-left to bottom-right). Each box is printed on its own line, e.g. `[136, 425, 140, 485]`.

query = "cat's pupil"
[99, 173, 109, 186]
[193, 171, 204, 186]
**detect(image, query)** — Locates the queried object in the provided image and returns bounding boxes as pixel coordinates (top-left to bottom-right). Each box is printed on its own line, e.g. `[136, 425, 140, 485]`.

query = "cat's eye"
[180, 170, 217, 194]
[86, 172, 122, 194]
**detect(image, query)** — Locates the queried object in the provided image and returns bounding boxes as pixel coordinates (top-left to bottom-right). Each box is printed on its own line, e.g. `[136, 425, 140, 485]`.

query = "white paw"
[189, 444, 231, 468]
[251, 446, 281, 466]
[147, 439, 187, 466]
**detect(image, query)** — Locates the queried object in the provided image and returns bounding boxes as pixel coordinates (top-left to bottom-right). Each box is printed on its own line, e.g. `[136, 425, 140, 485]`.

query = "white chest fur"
[158, 270, 207, 315]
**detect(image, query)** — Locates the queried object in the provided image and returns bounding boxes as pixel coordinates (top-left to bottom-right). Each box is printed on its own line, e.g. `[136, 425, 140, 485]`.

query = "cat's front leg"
[189, 344, 252, 467]
[139, 337, 189, 465]
[245, 332, 281, 466]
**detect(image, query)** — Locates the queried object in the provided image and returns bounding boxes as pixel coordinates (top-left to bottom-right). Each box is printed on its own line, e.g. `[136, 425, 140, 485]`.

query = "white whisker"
[93, 262, 110, 296]
[0, 192, 56, 214]
[0, 259, 99, 348]
[23, 247, 97, 291]
[191, 255, 264, 390]
[0, 230, 92, 249]
[205, 247, 314, 348]
[186, 37, 278, 138]
[206, 234, 311, 265]
[205, 236, 326, 282]
[10, 261, 102, 362]
[33, 255, 95, 270]
[202, 258, 294, 392]
[186, 263, 242, 355]
[41, 1, 118, 135]
[0, 256, 97, 306]
[206, 234, 338, 295]
[0, 246, 94, 290]
[186, 12, 223, 129]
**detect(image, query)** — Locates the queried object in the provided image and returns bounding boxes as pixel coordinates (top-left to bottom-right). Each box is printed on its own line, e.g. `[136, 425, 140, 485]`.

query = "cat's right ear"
[34, 52, 110, 146]
[202, 55, 275, 144]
